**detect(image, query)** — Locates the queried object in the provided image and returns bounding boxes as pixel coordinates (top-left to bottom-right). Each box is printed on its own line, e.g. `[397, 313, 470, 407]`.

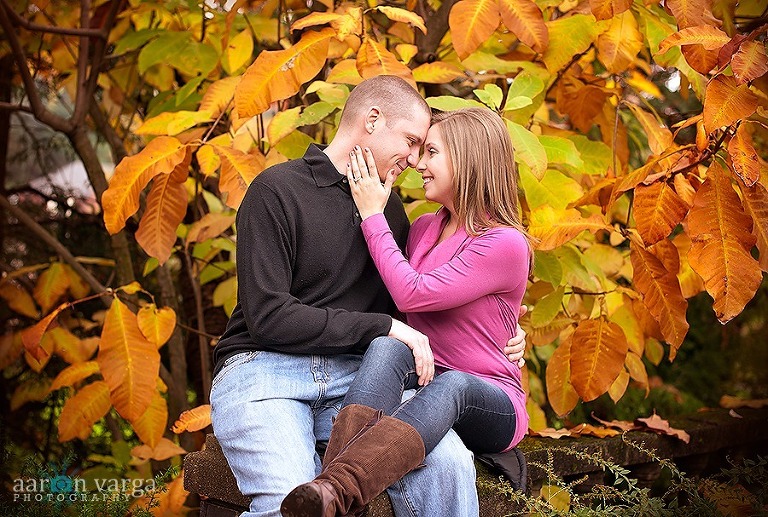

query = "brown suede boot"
[281, 416, 426, 517]
[322, 404, 381, 469]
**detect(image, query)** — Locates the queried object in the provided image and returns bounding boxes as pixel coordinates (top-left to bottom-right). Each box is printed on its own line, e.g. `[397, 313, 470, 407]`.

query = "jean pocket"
[211, 351, 261, 390]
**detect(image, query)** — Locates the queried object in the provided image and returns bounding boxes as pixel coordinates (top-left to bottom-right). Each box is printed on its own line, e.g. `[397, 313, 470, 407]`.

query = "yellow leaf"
[131, 389, 168, 448]
[630, 239, 689, 354]
[131, 437, 187, 461]
[97, 299, 160, 421]
[608, 369, 630, 402]
[61, 265, 90, 299]
[137, 304, 176, 348]
[171, 404, 212, 433]
[356, 38, 415, 86]
[569, 318, 628, 402]
[212, 276, 238, 317]
[719, 395, 768, 409]
[0, 280, 39, 318]
[50, 361, 101, 391]
[609, 302, 644, 356]
[196, 144, 221, 178]
[597, 10, 643, 73]
[58, 381, 111, 442]
[498, 0, 549, 54]
[267, 106, 302, 146]
[11, 376, 51, 411]
[449, 0, 500, 60]
[213, 145, 266, 209]
[542, 14, 600, 73]
[21, 304, 67, 364]
[634, 181, 689, 245]
[589, 0, 632, 20]
[546, 338, 579, 417]
[0, 332, 23, 370]
[625, 351, 649, 391]
[702, 75, 759, 134]
[657, 25, 731, 54]
[526, 396, 548, 431]
[728, 123, 760, 187]
[136, 111, 213, 136]
[671, 232, 705, 298]
[290, 12, 342, 32]
[235, 28, 335, 118]
[135, 173, 188, 265]
[198, 76, 239, 118]
[222, 29, 253, 74]
[118, 281, 144, 295]
[326, 59, 364, 85]
[626, 70, 663, 98]
[688, 162, 762, 322]
[540, 484, 571, 511]
[103, 136, 188, 234]
[331, 8, 363, 41]
[186, 213, 236, 244]
[736, 174, 768, 272]
[412, 62, 465, 84]
[376, 6, 427, 34]
[528, 206, 608, 250]
[732, 41, 768, 85]
[34, 262, 71, 314]
[46, 326, 91, 364]
[665, 0, 720, 29]
[644, 337, 665, 365]
[396, 44, 419, 64]
[627, 104, 673, 155]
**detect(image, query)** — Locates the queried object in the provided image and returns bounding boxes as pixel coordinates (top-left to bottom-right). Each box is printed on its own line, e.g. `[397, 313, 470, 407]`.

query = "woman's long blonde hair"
[431, 108, 531, 254]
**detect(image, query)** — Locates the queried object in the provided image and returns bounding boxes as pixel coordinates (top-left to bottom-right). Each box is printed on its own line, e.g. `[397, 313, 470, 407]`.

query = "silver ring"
[353, 176, 362, 182]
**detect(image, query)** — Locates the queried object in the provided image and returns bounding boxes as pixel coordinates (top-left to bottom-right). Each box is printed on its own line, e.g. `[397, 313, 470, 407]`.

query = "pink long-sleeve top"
[361, 209, 530, 450]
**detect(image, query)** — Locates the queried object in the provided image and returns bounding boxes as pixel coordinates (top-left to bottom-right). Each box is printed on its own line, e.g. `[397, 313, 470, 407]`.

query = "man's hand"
[388, 319, 435, 386]
[505, 305, 528, 368]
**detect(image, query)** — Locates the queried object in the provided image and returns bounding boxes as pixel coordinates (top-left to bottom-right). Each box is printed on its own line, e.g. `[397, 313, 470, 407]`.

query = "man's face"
[367, 109, 431, 182]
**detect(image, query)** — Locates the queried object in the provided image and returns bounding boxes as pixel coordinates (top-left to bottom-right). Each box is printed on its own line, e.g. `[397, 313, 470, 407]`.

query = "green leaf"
[175, 76, 205, 107]
[505, 121, 547, 179]
[503, 96, 533, 111]
[520, 167, 584, 210]
[143, 258, 160, 277]
[139, 32, 218, 76]
[427, 96, 486, 111]
[555, 245, 599, 292]
[542, 14, 601, 73]
[397, 168, 425, 189]
[474, 84, 504, 110]
[274, 130, 314, 159]
[531, 286, 565, 328]
[306, 82, 349, 107]
[299, 102, 337, 126]
[200, 261, 236, 286]
[139, 33, 191, 74]
[533, 250, 563, 286]
[114, 29, 163, 55]
[505, 72, 545, 106]
[567, 135, 612, 175]
[538, 135, 584, 170]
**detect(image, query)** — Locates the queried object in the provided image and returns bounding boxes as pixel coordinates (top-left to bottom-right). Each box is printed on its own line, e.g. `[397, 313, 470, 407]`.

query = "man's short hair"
[339, 75, 429, 129]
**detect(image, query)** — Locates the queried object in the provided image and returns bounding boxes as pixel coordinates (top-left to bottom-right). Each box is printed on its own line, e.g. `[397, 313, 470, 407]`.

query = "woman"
[281, 108, 532, 517]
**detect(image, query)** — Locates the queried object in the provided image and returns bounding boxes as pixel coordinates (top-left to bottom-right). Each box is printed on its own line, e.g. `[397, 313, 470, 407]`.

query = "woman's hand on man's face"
[346, 146, 397, 220]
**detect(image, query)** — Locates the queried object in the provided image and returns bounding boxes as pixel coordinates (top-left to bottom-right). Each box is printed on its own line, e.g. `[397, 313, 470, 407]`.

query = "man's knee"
[425, 430, 475, 475]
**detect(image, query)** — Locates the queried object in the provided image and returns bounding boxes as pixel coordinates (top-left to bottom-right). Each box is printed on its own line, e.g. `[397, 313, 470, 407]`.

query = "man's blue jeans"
[210, 349, 479, 517]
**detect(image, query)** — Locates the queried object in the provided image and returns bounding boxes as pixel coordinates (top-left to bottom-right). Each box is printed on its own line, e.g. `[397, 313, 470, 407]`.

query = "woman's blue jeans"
[344, 337, 517, 454]
[210, 348, 479, 517]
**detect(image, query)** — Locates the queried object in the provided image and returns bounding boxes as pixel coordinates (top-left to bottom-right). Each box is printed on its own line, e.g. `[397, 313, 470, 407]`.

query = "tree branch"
[89, 102, 127, 164]
[414, 0, 459, 63]
[0, 101, 33, 114]
[0, 0, 106, 38]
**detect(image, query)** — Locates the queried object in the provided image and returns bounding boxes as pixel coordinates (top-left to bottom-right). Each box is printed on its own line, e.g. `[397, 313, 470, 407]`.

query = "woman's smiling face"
[416, 124, 454, 210]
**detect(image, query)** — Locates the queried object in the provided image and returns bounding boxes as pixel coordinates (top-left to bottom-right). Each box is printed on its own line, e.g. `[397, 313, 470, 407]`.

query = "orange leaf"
[498, 0, 548, 54]
[11, 376, 51, 411]
[376, 7, 427, 34]
[657, 26, 730, 54]
[681, 44, 719, 75]
[326, 59, 364, 85]
[590, 413, 638, 431]
[531, 427, 573, 439]
[719, 395, 768, 409]
[58, 381, 111, 442]
[545, 338, 579, 417]
[569, 318, 628, 402]
[665, 0, 719, 29]
[171, 404, 212, 434]
[135, 173, 188, 265]
[137, 304, 176, 348]
[728, 124, 760, 187]
[596, 10, 643, 73]
[49, 326, 94, 364]
[131, 437, 187, 461]
[636, 412, 690, 443]
[687, 162, 762, 323]
[737, 174, 768, 271]
[0, 280, 39, 318]
[528, 206, 608, 250]
[412, 62, 466, 84]
[234, 28, 334, 118]
[34, 263, 71, 314]
[50, 361, 101, 391]
[21, 303, 67, 363]
[356, 38, 415, 85]
[290, 12, 342, 32]
[102, 137, 188, 234]
[198, 77, 239, 119]
[589, 0, 631, 20]
[131, 389, 168, 448]
[97, 298, 160, 421]
[731, 40, 768, 85]
[62, 265, 90, 299]
[213, 145, 266, 209]
[671, 232, 706, 298]
[186, 213, 236, 244]
[634, 181, 689, 245]
[702, 75, 759, 134]
[0, 332, 23, 370]
[449, 0, 501, 60]
[627, 104, 674, 156]
[569, 423, 620, 438]
[630, 240, 689, 354]
[556, 76, 611, 133]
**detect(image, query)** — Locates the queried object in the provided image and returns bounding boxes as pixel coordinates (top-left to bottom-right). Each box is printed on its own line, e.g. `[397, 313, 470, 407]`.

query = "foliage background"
[0, 0, 766, 514]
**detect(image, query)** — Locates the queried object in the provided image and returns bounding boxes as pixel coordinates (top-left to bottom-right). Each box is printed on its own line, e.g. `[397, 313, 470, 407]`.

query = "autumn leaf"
[591, 412, 638, 431]
[732, 40, 768, 84]
[542, 14, 599, 73]
[506, 121, 547, 178]
[291, 12, 342, 32]
[569, 423, 620, 438]
[198, 77, 239, 119]
[630, 239, 689, 355]
[267, 107, 302, 146]
[34, 262, 71, 314]
[627, 104, 673, 155]
[136, 110, 213, 136]
[0, 280, 39, 318]
[58, 381, 111, 442]
[530, 427, 572, 439]
[589, 0, 632, 21]
[21, 303, 68, 363]
[137, 304, 176, 348]
[625, 351, 649, 394]
[0, 333, 23, 370]
[728, 124, 760, 187]
[687, 162, 762, 323]
[102, 136, 188, 234]
[702, 75, 759, 134]
[737, 175, 768, 271]
[171, 404, 212, 433]
[61, 265, 90, 299]
[681, 44, 719, 75]
[671, 232, 706, 298]
[235, 28, 335, 118]
[186, 213, 236, 244]
[11, 377, 51, 411]
[135, 173, 188, 264]
[657, 25, 730, 54]
[634, 181, 689, 245]
[665, 0, 720, 29]
[498, 0, 548, 54]
[50, 361, 101, 391]
[546, 338, 579, 416]
[376, 7, 427, 34]
[213, 145, 266, 209]
[719, 395, 768, 409]
[636, 412, 690, 443]
[97, 298, 160, 421]
[131, 437, 187, 461]
[356, 38, 414, 85]
[222, 29, 253, 74]
[131, 390, 168, 448]
[569, 318, 628, 402]
[528, 206, 608, 250]
[597, 11, 644, 73]
[326, 59, 364, 85]
[47, 326, 93, 364]
[449, 0, 500, 60]
[412, 62, 466, 84]
[556, 75, 612, 133]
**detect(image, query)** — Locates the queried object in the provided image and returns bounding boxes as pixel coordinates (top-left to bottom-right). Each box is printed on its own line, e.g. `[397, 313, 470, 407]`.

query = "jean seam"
[392, 478, 418, 517]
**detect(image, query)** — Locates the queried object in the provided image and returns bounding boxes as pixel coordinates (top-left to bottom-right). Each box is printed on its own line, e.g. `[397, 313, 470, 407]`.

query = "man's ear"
[365, 106, 382, 134]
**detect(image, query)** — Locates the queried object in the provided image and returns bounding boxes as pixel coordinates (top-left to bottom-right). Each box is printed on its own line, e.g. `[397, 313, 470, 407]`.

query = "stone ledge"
[184, 408, 768, 516]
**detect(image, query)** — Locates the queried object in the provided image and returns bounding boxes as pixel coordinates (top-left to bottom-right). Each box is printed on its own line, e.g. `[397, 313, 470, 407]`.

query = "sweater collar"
[304, 144, 347, 188]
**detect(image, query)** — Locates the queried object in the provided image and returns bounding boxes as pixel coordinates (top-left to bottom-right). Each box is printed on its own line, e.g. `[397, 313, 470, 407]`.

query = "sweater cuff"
[360, 212, 390, 237]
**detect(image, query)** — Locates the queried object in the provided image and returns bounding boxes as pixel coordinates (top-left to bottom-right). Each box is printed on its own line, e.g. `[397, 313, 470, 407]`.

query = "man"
[210, 75, 527, 517]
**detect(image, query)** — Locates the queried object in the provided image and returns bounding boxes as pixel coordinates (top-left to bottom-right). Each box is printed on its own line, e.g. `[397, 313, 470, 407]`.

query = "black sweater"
[212, 145, 410, 377]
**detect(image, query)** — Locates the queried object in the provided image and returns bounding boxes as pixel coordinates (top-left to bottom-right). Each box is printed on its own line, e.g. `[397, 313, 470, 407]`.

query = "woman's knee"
[366, 336, 414, 364]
